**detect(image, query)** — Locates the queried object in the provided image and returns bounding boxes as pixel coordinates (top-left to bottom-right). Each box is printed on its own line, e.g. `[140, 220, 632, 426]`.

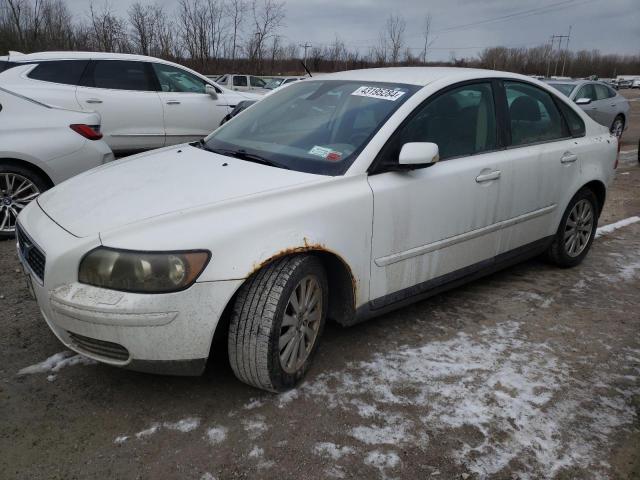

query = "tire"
[546, 188, 599, 268]
[228, 254, 328, 392]
[610, 115, 625, 138]
[0, 163, 49, 240]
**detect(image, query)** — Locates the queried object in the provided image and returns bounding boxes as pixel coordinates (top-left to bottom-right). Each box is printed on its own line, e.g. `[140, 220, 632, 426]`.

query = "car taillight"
[70, 124, 102, 140]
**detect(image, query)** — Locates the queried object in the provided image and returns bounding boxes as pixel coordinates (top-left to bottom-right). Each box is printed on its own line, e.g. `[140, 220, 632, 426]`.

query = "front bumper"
[17, 201, 242, 376]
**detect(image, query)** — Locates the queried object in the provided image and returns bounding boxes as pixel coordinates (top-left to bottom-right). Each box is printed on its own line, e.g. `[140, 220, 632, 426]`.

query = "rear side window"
[505, 81, 566, 146]
[594, 83, 614, 100]
[394, 82, 497, 160]
[27, 60, 88, 85]
[82, 60, 154, 91]
[233, 75, 247, 87]
[556, 101, 585, 137]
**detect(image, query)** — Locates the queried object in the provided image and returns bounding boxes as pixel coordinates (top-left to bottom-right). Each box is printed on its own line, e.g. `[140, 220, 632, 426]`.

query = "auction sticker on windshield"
[352, 86, 406, 101]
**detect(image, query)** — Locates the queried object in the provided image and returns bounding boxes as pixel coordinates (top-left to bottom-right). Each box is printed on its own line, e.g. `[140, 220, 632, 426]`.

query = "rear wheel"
[228, 255, 327, 392]
[546, 188, 598, 268]
[0, 164, 49, 239]
[610, 115, 625, 138]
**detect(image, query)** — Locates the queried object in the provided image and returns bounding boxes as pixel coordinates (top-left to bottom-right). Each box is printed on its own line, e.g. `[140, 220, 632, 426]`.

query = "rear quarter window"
[0, 61, 18, 73]
[27, 60, 88, 85]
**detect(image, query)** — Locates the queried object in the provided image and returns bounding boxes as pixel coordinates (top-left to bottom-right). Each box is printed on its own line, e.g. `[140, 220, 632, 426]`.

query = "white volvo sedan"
[17, 68, 617, 392]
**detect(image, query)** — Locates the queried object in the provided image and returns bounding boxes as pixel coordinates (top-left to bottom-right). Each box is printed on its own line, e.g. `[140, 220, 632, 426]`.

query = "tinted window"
[233, 75, 247, 87]
[395, 82, 497, 160]
[152, 63, 206, 93]
[217, 75, 228, 84]
[85, 60, 154, 91]
[250, 76, 266, 87]
[557, 101, 585, 138]
[505, 81, 566, 146]
[0, 61, 17, 73]
[27, 60, 88, 85]
[576, 84, 597, 101]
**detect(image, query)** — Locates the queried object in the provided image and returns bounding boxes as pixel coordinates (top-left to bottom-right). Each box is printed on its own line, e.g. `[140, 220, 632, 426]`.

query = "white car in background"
[0, 52, 259, 154]
[264, 76, 307, 89]
[213, 74, 270, 95]
[1, 86, 113, 238]
[17, 68, 616, 392]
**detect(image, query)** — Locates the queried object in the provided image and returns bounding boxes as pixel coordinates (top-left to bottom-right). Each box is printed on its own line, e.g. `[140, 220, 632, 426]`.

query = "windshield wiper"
[207, 147, 289, 170]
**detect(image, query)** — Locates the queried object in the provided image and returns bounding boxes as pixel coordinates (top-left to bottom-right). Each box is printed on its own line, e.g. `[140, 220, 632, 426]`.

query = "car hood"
[37, 145, 321, 238]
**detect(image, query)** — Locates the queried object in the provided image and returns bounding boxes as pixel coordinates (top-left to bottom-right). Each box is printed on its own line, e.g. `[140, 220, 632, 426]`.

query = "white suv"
[213, 74, 270, 94]
[17, 68, 617, 392]
[0, 52, 260, 153]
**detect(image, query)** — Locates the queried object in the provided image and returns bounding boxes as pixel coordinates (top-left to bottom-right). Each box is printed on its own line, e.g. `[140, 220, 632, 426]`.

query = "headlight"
[78, 248, 210, 293]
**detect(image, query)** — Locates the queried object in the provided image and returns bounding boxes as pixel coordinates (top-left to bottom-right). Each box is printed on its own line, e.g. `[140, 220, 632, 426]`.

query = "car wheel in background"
[546, 188, 599, 268]
[228, 254, 328, 392]
[610, 115, 625, 138]
[0, 163, 49, 239]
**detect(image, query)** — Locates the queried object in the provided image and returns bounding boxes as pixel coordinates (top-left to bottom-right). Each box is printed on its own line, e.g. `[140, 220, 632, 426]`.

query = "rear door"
[496, 80, 584, 254]
[76, 60, 164, 152]
[593, 83, 617, 129]
[11, 60, 88, 109]
[574, 83, 608, 126]
[151, 62, 231, 144]
[367, 81, 507, 304]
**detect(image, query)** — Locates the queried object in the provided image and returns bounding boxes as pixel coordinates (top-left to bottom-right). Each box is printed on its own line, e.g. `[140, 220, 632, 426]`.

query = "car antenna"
[301, 60, 312, 78]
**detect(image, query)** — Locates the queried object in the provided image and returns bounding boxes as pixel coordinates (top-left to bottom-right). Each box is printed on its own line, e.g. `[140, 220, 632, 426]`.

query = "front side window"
[505, 81, 566, 146]
[83, 60, 154, 91]
[547, 83, 576, 97]
[152, 63, 206, 93]
[250, 76, 266, 88]
[204, 80, 419, 175]
[28, 60, 88, 85]
[233, 75, 248, 87]
[575, 84, 597, 102]
[392, 82, 497, 161]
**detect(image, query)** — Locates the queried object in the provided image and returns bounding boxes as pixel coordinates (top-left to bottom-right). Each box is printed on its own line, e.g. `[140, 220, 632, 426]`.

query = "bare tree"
[128, 2, 156, 55]
[177, 0, 209, 68]
[247, 0, 285, 73]
[225, 0, 246, 68]
[89, 3, 129, 52]
[421, 13, 435, 64]
[385, 14, 405, 64]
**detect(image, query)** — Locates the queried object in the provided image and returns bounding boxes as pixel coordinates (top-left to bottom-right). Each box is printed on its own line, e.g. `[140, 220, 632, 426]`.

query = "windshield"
[204, 80, 419, 175]
[548, 83, 576, 97]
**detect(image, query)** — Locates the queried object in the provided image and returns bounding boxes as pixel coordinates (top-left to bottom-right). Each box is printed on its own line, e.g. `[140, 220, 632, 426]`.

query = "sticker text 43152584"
[351, 86, 406, 101]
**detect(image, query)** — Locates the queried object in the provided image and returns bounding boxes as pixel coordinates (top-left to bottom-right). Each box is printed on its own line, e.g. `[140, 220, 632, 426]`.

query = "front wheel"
[0, 164, 49, 239]
[546, 188, 598, 268]
[228, 255, 328, 392]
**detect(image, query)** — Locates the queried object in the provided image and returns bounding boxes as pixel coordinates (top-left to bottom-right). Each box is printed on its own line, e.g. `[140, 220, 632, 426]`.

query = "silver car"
[546, 80, 629, 137]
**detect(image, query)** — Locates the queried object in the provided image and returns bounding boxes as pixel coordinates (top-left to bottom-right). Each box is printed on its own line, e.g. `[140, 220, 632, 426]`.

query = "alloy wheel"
[0, 173, 41, 234]
[279, 275, 323, 374]
[564, 199, 594, 257]
[611, 118, 624, 138]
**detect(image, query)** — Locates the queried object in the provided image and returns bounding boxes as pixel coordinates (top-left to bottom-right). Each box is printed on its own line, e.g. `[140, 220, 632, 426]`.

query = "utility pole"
[299, 42, 311, 70]
[560, 25, 572, 77]
[546, 36, 555, 78]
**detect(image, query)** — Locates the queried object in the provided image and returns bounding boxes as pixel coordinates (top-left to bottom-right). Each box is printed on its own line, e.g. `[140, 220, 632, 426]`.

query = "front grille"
[16, 224, 46, 282]
[68, 332, 130, 361]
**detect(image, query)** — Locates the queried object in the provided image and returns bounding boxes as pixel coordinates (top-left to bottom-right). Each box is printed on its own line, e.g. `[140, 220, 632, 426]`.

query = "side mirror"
[205, 84, 218, 99]
[398, 142, 439, 169]
[575, 97, 591, 105]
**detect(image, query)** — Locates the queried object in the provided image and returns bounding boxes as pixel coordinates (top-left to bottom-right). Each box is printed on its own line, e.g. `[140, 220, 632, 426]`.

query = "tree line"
[1, 0, 639, 78]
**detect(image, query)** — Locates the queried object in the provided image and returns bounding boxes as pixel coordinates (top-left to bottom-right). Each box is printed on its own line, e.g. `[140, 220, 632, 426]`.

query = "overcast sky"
[70, 0, 640, 61]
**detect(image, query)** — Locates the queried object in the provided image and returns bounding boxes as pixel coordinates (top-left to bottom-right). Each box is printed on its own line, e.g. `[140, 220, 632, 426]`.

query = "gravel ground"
[0, 92, 639, 480]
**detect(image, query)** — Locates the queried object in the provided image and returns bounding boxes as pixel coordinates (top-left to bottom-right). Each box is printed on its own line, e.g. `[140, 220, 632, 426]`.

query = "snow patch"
[164, 417, 200, 433]
[364, 450, 400, 471]
[313, 442, 354, 460]
[18, 351, 96, 376]
[248, 446, 264, 458]
[114, 436, 128, 444]
[243, 398, 264, 410]
[135, 424, 160, 439]
[206, 426, 228, 445]
[595, 216, 640, 238]
[242, 417, 268, 438]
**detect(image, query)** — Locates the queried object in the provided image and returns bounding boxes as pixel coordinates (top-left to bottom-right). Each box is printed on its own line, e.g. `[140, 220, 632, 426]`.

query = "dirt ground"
[1, 91, 639, 480]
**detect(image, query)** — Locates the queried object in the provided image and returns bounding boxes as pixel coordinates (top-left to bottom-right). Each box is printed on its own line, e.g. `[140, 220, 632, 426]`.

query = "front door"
[367, 81, 506, 305]
[151, 63, 231, 145]
[76, 60, 164, 152]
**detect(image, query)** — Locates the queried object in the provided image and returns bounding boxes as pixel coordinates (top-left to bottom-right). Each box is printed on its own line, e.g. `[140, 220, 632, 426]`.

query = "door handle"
[85, 98, 102, 104]
[166, 100, 181, 105]
[475, 170, 501, 183]
[561, 152, 577, 164]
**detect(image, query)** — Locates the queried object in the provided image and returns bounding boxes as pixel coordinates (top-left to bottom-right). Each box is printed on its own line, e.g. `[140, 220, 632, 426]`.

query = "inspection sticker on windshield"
[309, 146, 343, 161]
[351, 86, 406, 101]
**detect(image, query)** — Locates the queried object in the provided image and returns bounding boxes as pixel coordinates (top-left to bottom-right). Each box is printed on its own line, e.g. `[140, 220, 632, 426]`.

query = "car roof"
[1, 51, 170, 63]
